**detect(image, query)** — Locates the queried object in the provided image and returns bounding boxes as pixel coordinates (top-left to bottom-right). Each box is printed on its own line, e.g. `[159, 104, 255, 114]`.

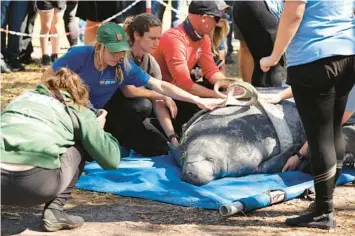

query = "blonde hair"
[93, 41, 131, 84]
[211, 20, 230, 57]
[43, 68, 89, 109]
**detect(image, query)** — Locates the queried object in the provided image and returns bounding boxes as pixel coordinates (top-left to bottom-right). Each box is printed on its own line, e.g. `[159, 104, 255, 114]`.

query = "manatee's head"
[181, 158, 215, 186]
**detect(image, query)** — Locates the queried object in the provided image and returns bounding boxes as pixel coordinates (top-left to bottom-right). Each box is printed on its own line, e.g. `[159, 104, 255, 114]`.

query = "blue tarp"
[76, 154, 355, 212]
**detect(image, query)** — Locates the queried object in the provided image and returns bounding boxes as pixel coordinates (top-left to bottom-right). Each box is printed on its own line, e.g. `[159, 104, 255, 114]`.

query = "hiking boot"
[8, 59, 25, 72]
[51, 54, 58, 63]
[41, 208, 84, 232]
[41, 54, 51, 66]
[285, 211, 336, 230]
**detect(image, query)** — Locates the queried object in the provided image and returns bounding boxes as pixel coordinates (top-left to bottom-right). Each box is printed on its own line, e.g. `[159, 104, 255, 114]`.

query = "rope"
[0, 0, 142, 38]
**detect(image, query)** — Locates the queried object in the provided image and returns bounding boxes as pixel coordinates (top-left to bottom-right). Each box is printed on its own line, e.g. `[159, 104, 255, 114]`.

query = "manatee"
[174, 98, 355, 186]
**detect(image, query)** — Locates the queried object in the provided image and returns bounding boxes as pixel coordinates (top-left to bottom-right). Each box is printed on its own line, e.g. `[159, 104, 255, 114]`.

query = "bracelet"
[168, 134, 179, 142]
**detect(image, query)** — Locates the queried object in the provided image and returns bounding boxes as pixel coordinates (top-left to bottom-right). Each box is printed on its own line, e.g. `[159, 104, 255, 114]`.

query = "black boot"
[50, 54, 58, 63]
[41, 54, 51, 66]
[285, 211, 336, 230]
[42, 207, 84, 232]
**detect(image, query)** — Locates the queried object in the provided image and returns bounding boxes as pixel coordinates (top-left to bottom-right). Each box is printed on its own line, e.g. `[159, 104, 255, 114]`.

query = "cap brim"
[105, 41, 131, 53]
[214, 11, 230, 20]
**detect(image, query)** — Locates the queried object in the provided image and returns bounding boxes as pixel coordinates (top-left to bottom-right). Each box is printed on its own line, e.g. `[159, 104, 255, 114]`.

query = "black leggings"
[104, 89, 169, 157]
[233, 1, 286, 87]
[1, 145, 86, 209]
[288, 55, 355, 214]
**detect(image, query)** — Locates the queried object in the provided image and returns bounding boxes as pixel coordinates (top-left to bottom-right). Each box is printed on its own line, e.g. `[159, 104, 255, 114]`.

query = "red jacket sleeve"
[198, 37, 220, 82]
[160, 34, 195, 90]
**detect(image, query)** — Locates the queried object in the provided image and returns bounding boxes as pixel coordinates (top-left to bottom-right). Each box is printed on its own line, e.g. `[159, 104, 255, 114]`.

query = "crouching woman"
[1, 68, 121, 232]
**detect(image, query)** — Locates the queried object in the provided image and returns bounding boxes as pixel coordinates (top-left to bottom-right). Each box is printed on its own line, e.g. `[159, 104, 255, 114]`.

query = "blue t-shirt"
[264, 0, 284, 20]
[53, 46, 150, 108]
[286, 0, 355, 67]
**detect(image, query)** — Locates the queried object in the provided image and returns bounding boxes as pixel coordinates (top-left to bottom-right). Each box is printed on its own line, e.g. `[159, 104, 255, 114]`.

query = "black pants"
[63, 0, 78, 47]
[19, 1, 37, 60]
[233, 1, 286, 87]
[1, 145, 86, 209]
[288, 55, 355, 214]
[104, 89, 169, 157]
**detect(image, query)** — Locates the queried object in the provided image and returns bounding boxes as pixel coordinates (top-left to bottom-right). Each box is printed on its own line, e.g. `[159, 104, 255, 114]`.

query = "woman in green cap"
[42, 22, 223, 156]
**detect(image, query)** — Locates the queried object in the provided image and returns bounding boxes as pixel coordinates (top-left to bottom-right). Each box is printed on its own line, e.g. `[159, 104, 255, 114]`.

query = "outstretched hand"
[195, 98, 225, 110]
[258, 93, 283, 104]
[282, 155, 301, 172]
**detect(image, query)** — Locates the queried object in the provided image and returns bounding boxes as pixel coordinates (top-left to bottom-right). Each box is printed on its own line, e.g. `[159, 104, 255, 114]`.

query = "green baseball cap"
[97, 23, 131, 53]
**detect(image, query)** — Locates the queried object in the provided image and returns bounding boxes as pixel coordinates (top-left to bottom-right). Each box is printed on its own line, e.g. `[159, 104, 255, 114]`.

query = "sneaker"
[8, 59, 25, 71]
[0, 59, 11, 73]
[51, 54, 58, 63]
[41, 208, 84, 232]
[285, 211, 336, 230]
[41, 54, 51, 66]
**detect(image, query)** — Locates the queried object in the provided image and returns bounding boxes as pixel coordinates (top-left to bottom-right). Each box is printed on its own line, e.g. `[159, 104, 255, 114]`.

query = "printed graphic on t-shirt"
[99, 79, 117, 85]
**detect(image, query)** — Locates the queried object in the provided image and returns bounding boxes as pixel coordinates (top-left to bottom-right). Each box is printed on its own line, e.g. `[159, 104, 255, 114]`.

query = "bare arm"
[187, 83, 221, 98]
[147, 77, 223, 110]
[260, 1, 306, 71]
[120, 85, 165, 100]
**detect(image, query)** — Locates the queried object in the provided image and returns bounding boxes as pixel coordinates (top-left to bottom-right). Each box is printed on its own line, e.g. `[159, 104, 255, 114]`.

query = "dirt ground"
[1, 11, 355, 235]
[1, 53, 355, 236]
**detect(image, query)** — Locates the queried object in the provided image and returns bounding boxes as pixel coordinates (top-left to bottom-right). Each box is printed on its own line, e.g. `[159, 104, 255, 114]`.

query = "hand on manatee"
[195, 97, 225, 110]
[258, 93, 283, 104]
[282, 155, 302, 172]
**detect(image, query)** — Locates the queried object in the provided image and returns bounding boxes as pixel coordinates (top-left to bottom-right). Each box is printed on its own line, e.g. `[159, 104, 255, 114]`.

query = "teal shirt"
[1, 84, 121, 170]
[286, 0, 355, 67]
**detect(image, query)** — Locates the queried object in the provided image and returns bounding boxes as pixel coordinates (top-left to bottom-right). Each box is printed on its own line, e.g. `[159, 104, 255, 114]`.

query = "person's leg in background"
[63, 0, 78, 48]
[5, 0, 27, 71]
[0, 0, 11, 73]
[19, 0, 37, 65]
[37, 1, 54, 66]
[49, 2, 66, 63]
[225, 1, 234, 64]
[152, 0, 166, 22]
[171, 0, 184, 27]
[104, 89, 169, 157]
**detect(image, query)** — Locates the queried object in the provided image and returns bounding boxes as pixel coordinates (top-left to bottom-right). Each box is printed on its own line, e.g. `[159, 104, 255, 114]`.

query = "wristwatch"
[296, 152, 306, 161]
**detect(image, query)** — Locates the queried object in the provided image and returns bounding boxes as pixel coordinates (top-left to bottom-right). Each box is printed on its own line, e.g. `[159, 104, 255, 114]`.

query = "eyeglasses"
[213, 16, 221, 23]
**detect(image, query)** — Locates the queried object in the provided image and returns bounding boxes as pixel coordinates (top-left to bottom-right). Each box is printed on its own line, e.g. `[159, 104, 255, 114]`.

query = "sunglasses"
[204, 14, 221, 23]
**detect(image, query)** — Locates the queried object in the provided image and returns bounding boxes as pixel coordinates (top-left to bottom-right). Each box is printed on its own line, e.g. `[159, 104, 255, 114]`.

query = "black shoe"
[285, 211, 336, 230]
[20, 56, 36, 65]
[41, 54, 51, 66]
[1, 60, 11, 73]
[8, 59, 25, 71]
[42, 208, 84, 232]
[51, 54, 58, 63]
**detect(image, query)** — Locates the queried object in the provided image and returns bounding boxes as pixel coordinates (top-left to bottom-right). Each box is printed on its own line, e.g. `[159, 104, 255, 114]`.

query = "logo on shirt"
[99, 80, 117, 85]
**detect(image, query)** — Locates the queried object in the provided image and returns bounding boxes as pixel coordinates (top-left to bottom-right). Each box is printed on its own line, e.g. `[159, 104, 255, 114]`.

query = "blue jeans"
[152, 0, 184, 27]
[1, 0, 28, 61]
[226, 1, 233, 56]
